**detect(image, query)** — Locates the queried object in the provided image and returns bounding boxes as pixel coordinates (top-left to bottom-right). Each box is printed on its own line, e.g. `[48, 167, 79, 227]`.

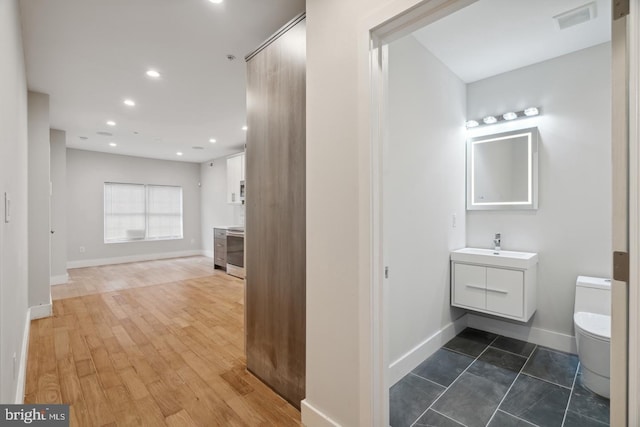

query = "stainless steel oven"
[226, 228, 245, 279]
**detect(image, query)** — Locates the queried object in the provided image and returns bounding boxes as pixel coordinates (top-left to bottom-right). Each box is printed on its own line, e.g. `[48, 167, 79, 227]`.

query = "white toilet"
[574, 276, 611, 398]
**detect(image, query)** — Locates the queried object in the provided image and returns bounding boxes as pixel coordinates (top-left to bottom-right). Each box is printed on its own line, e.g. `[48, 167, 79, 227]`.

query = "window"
[104, 183, 183, 243]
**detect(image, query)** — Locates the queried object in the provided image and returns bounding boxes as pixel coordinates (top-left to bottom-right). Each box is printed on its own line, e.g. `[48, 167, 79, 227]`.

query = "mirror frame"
[466, 127, 539, 211]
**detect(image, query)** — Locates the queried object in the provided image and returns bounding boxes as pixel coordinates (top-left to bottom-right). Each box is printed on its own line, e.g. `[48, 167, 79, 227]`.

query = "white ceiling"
[412, 0, 610, 83]
[19, 0, 305, 163]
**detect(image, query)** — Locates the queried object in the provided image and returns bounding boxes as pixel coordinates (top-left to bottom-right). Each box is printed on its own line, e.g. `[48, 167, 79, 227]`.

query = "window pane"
[147, 185, 183, 239]
[104, 183, 146, 242]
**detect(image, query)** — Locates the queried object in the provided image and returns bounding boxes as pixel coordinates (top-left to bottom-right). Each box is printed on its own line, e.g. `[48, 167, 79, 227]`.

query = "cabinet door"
[486, 267, 524, 318]
[227, 155, 241, 203]
[453, 263, 486, 309]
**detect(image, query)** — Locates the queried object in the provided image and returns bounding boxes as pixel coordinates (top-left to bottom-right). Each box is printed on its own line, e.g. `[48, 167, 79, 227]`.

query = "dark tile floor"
[390, 328, 610, 427]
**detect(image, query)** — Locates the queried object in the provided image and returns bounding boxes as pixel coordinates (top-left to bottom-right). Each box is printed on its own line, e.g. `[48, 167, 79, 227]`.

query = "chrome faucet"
[493, 233, 501, 254]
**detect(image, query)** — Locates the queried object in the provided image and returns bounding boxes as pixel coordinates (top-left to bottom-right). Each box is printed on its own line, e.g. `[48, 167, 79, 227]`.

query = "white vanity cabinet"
[451, 248, 538, 322]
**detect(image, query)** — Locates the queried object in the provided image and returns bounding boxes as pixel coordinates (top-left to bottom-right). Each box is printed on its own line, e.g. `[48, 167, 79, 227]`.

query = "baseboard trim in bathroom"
[389, 315, 468, 386]
[466, 313, 577, 354]
[301, 399, 341, 427]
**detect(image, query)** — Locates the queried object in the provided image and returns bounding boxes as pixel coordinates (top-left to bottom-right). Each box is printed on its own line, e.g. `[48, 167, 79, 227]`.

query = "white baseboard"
[466, 313, 577, 354]
[301, 400, 341, 427]
[66, 250, 204, 269]
[14, 308, 31, 404]
[389, 315, 468, 386]
[50, 273, 69, 286]
[30, 302, 52, 320]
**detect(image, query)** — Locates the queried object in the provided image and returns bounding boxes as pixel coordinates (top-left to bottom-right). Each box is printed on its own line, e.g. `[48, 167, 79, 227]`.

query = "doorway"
[364, 0, 639, 425]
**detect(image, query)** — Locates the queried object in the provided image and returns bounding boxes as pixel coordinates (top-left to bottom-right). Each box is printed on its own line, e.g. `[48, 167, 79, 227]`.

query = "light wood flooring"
[26, 257, 301, 426]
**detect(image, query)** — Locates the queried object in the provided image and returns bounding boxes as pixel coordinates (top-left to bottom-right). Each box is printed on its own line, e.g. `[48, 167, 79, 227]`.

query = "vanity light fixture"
[466, 107, 541, 128]
[524, 107, 539, 117]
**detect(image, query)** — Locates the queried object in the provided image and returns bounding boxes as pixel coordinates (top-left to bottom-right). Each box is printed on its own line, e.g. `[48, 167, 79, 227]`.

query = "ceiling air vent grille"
[553, 2, 597, 30]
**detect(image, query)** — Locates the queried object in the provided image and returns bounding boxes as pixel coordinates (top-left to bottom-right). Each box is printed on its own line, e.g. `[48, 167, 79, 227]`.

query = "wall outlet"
[13, 352, 17, 380]
[79, 246, 85, 253]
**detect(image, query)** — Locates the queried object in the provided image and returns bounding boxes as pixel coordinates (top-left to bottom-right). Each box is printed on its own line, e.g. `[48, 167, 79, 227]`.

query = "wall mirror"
[467, 127, 539, 210]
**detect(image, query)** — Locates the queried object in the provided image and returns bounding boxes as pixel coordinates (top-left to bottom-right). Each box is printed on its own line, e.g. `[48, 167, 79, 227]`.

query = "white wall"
[27, 91, 51, 311]
[66, 149, 202, 266]
[466, 43, 612, 337]
[50, 129, 67, 282]
[200, 155, 245, 257]
[387, 35, 466, 376]
[0, 0, 29, 403]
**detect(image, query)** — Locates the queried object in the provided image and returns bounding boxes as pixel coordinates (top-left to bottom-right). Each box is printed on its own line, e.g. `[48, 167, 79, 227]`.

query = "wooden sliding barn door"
[244, 14, 306, 408]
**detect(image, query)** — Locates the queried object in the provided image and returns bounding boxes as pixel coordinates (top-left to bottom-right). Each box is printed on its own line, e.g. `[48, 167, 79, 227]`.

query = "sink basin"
[451, 247, 538, 269]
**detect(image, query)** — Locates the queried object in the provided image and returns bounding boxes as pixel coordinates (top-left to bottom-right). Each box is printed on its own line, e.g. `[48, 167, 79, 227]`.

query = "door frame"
[359, 0, 639, 424]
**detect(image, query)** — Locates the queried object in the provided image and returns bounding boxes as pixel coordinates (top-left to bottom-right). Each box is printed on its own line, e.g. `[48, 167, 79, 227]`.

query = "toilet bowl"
[574, 276, 611, 398]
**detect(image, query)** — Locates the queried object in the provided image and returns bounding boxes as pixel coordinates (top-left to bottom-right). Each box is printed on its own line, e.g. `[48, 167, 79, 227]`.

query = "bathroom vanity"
[451, 248, 538, 322]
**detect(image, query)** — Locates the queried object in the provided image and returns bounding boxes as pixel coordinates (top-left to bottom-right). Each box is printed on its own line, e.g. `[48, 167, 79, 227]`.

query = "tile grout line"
[409, 372, 449, 389]
[519, 371, 573, 390]
[560, 362, 581, 427]
[431, 408, 469, 427]
[485, 344, 539, 426]
[496, 410, 538, 426]
[409, 335, 500, 427]
[486, 345, 534, 359]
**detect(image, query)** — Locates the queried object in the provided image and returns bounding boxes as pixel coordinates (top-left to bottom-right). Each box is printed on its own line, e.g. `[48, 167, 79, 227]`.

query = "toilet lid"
[574, 312, 611, 340]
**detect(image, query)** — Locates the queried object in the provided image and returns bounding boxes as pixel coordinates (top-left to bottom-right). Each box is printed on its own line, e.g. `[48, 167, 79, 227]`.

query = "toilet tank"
[574, 276, 611, 316]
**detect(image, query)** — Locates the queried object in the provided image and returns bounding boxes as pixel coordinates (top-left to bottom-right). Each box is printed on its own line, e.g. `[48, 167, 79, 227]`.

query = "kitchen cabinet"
[227, 153, 244, 204]
[213, 228, 227, 270]
[245, 13, 306, 408]
[451, 248, 537, 322]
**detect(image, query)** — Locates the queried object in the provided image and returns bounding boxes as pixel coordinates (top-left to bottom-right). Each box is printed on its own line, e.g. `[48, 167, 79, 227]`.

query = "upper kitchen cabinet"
[245, 13, 306, 408]
[227, 152, 245, 204]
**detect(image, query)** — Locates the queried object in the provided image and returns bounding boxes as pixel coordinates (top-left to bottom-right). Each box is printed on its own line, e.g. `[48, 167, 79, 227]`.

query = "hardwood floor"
[26, 258, 301, 426]
[52, 257, 216, 300]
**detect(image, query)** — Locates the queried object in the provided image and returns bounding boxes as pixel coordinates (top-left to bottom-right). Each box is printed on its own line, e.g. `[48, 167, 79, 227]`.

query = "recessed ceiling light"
[106, 120, 116, 126]
[208, 0, 223, 3]
[146, 69, 161, 78]
[176, 152, 183, 156]
[242, 126, 248, 131]
[209, 138, 217, 143]
[109, 142, 117, 147]
[124, 99, 136, 107]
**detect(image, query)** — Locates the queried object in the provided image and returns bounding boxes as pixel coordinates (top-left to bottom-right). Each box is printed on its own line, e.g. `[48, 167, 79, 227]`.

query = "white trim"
[50, 273, 68, 286]
[66, 250, 204, 269]
[362, 1, 479, 425]
[30, 293, 52, 320]
[388, 316, 467, 386]
[466, 313, 577, 354]
[14, 308, 30, 404]
[628, 0, 640, 423]
[301, 400, 341, 427]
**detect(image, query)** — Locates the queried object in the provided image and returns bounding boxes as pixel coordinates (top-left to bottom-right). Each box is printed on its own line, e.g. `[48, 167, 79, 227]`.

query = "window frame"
[103, 182, 184, 244]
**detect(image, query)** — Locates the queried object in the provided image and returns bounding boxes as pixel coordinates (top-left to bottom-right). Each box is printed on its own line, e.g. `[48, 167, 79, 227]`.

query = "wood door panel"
[245, 16, 306, 408]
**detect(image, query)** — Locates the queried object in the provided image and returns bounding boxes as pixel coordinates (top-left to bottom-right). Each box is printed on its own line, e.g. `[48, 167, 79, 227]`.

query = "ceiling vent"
[96, 131, 113, 136]
[553, 2, 597, 30]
